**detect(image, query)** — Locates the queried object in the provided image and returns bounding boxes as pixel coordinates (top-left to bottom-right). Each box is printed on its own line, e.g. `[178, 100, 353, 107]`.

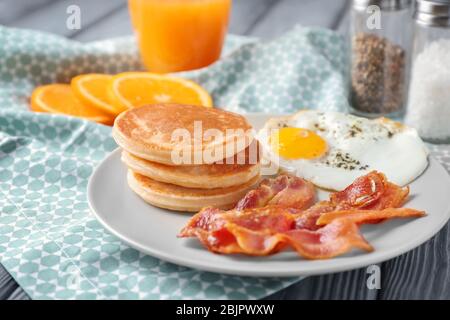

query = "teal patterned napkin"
[0, 25, 349, 299]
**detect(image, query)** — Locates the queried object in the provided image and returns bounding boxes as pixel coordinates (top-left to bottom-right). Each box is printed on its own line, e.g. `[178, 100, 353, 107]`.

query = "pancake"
[121, 141, 260, 188]
[127, 170, 260, 212]
[113, 103, 253, 165]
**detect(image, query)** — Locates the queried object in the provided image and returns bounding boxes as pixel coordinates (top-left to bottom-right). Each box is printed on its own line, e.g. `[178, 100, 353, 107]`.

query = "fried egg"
[258, 110, 429, 191]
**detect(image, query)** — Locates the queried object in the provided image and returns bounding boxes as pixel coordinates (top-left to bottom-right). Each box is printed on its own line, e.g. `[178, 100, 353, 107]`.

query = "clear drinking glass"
[128, 0, 232, 73]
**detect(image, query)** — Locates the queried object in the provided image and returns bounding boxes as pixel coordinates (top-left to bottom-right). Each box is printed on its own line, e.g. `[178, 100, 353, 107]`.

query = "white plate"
[88, 114, 450, 277]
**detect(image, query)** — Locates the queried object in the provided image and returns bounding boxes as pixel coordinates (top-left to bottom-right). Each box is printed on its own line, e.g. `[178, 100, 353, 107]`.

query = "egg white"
[257, 110, 429, 191]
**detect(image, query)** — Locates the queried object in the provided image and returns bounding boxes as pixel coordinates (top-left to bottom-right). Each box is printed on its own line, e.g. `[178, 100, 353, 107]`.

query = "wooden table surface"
[1, 0, 449, 300]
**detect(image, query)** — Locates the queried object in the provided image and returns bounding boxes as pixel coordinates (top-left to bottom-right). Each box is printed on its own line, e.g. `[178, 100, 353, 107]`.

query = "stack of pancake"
[112, 103, 261, 212]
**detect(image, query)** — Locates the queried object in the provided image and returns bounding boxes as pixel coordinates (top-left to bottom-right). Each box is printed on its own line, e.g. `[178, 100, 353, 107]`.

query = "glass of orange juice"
[128, 0, 232, 73]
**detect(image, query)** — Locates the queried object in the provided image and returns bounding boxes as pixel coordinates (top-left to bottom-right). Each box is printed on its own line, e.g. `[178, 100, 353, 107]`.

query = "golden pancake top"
[113, 104, 253, 154]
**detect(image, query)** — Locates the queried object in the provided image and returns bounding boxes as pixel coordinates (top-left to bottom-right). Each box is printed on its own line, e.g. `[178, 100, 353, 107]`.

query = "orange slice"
[71, 73, 118, 116]
[108, 72, 213, 112]
[30, 84, 114, 125]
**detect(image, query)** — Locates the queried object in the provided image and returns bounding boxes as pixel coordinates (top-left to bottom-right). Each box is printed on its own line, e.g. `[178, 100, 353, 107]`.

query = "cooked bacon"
[179, 206, 372, 258]
[235, 175, 315, 211]
[178, 207, 241, 254]
[316, 208, 425, 226]
[226, 226, 287, 255]
[365, 182, 409, 210]
[227, 207, 296, 232]
[330, 171, 409, 210]
[295, 171, 412, 229]
[294, 202, 335, 231]
[178, 207, 224, 237]
[178, 206, 294, 255]
[330, 171, 386, 208]
[282, 219, 373, 259]
[178, 171, 424, 260]
[227, 217, 374, 259]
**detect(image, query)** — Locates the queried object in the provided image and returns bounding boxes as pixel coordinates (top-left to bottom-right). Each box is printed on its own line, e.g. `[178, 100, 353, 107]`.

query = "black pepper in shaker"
[349, 0, 412, 117]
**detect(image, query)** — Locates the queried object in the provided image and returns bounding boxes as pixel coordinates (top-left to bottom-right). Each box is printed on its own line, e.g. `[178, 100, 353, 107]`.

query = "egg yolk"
[270, 127, 327, 159]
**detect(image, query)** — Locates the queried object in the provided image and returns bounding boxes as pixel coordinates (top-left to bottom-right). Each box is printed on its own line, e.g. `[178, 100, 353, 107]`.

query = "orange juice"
[128, 0, 231, 73]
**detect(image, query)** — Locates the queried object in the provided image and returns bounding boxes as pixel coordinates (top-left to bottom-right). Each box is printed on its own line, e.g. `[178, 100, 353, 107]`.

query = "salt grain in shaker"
[350, 0, 412, 118]
[406, 0, 450, 143]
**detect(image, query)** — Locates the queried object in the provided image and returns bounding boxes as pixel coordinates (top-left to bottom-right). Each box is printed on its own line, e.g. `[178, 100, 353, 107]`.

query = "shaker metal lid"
[414, 0, 450, 27]
[353, 0, 412, 11]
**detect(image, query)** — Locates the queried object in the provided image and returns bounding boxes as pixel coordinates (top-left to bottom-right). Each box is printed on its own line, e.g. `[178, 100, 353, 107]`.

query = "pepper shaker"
[350, 0, 412, 118]
[405, 0, 450, 143]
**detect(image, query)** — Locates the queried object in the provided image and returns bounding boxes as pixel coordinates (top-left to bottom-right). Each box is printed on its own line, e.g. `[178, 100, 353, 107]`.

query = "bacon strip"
[295, 171, 412, 230]
[179, 206, 295, 254]
[282, 219, 373, 259]
[316, 208, 425, 226]
[330, 171, 409, 210]
[226, 218, 375, 259]
[235, 175, 315, 211]
[179, 207, 224, 237]
[179, 172, 425, 260]
[179, 206, 373, 258]
[225, 226, 287, 255]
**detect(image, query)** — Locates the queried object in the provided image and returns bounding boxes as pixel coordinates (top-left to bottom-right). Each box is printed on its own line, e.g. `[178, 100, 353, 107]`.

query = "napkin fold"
[0, 25, 348, 299]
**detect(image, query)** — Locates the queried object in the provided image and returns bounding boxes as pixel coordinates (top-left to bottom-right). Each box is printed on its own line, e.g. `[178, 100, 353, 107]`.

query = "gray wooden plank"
[9, 0, 126, 38]
[276, 225, 450, 300]
[267, 268, 379, 300]
[72, 5, 132, 42]
[73, 0, 277, 42]
[3, 0, 346, 41]
[248, 0, 348, 37]
[379, 223, 450, 299]
[337, 1, 351, 35]
[0, 264, 20, 300]
[229, 0, 278, 35]
[7, 288, 30, 300]
[0, 0, 56, 25]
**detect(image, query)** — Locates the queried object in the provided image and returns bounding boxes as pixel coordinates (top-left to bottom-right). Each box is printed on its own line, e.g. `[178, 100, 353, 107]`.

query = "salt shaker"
[405, 0, 450, 143]
[350, 0, 412, 118]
